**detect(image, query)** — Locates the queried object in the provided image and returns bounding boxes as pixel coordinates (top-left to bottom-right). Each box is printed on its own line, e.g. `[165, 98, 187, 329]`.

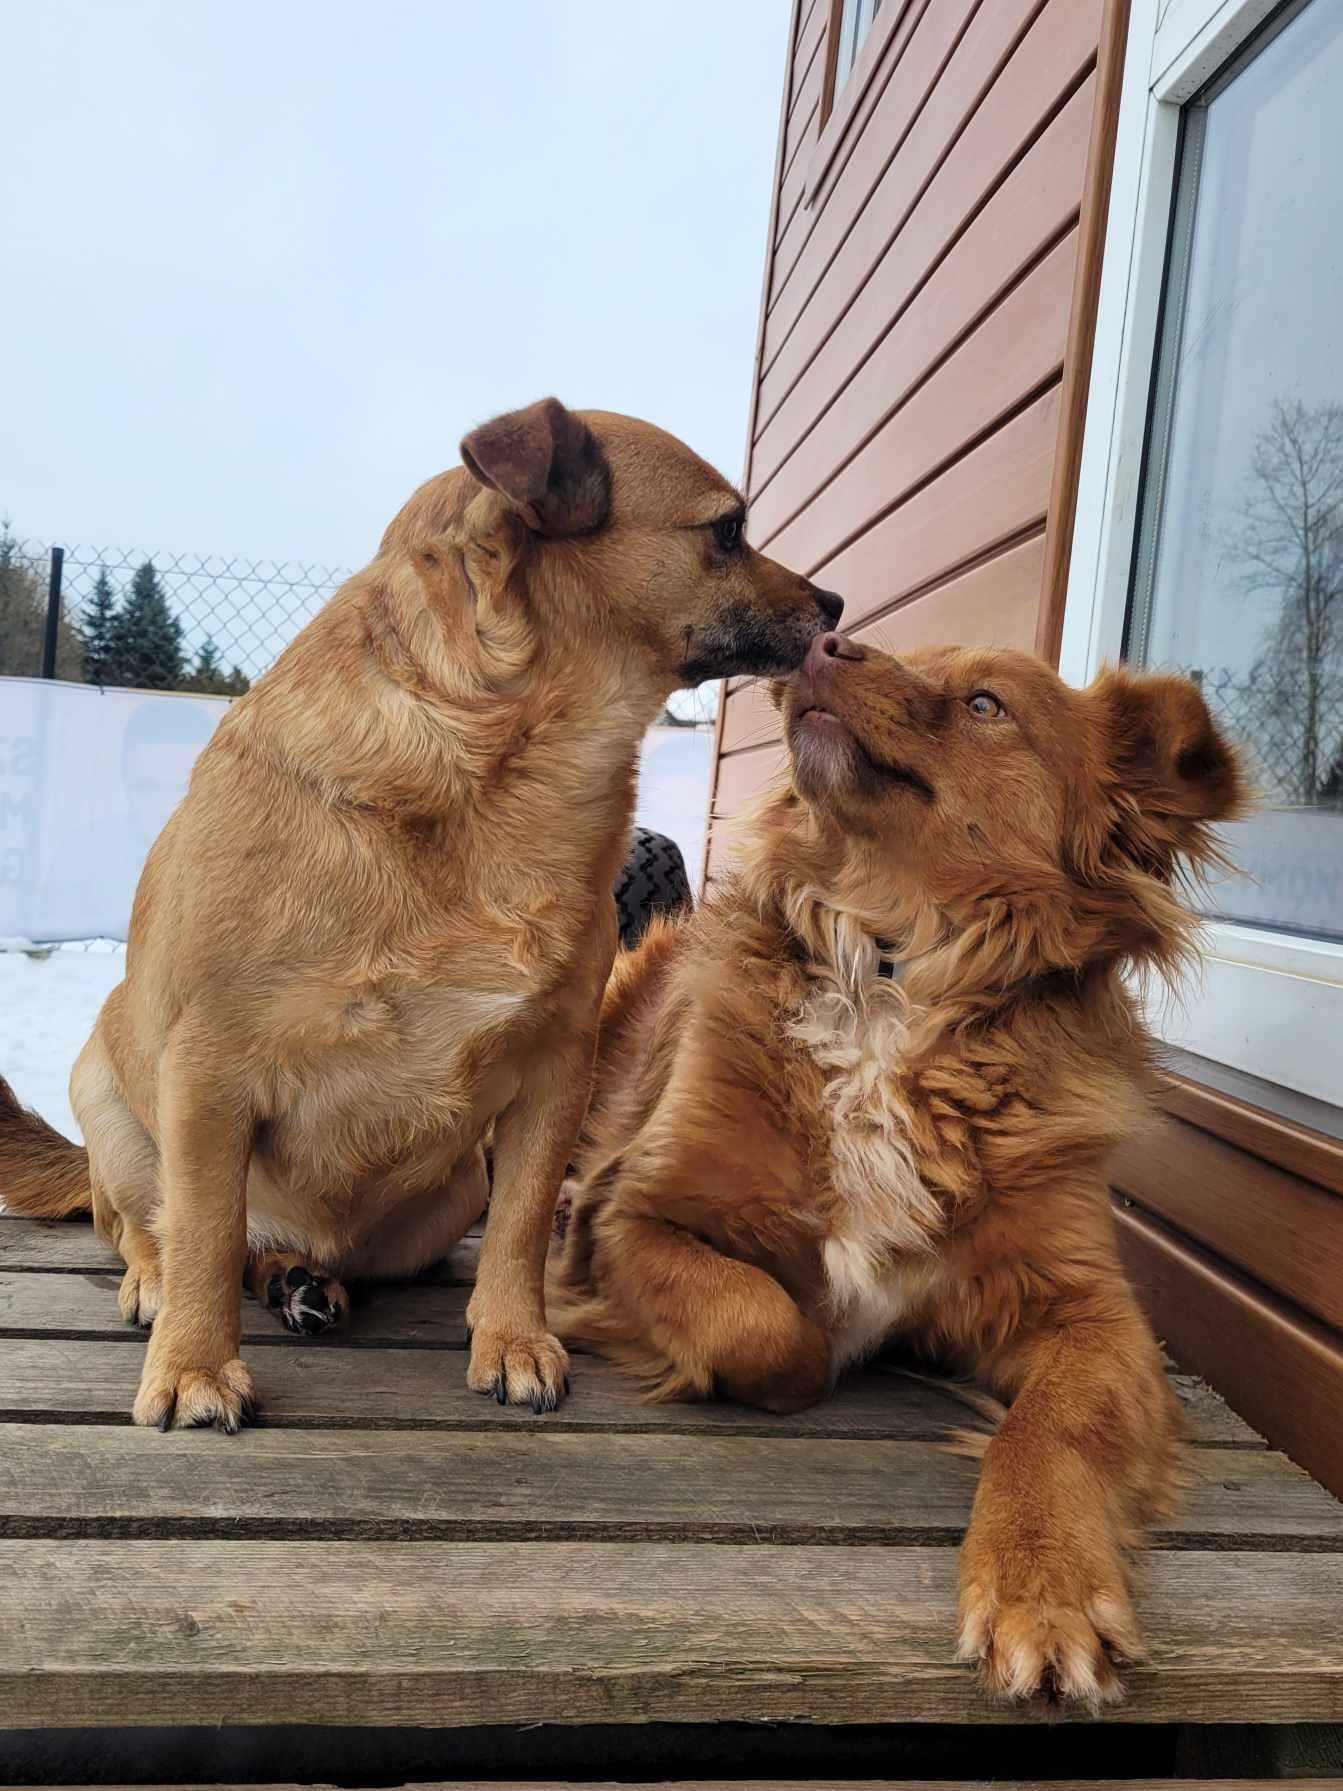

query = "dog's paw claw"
[118, 1263, 163, 1329]
[133, 1358, 257, 1434]
[468, 1327, 570, 1412]
[958, 1576, 1139, 1710]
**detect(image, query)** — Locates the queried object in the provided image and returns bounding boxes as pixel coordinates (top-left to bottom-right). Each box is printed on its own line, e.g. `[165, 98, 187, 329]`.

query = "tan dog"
[550, 632, 1245, 1706]
[0, 398, 841, 1431]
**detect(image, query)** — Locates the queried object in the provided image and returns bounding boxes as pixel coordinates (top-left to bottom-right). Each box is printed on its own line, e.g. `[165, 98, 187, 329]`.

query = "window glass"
[1129, 0, 1343, 942]
[835, 0, 882, 90]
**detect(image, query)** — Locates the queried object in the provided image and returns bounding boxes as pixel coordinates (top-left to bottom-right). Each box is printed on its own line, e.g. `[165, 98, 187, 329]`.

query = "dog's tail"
[0, 1076, 93, 1218]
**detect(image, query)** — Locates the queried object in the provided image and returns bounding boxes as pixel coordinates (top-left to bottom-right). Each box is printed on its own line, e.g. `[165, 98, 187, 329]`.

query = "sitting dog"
[0, 398, 841, 1432]
[549, 632, 1244, 1706]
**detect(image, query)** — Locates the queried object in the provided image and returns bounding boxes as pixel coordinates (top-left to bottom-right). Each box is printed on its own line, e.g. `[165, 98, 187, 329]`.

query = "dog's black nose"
[814, 589, 845, 625]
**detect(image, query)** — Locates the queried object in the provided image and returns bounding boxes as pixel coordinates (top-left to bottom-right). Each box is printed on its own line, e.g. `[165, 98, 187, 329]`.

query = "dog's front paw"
[467, 1324, 570, 1414]
[132, 1355, 257, 1434]
[957, 1540, 1142, 1709]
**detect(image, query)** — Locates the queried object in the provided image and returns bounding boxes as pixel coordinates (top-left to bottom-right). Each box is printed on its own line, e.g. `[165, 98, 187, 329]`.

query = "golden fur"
[0, 397, 839, 1431]
[550, 634, 1246, 1707]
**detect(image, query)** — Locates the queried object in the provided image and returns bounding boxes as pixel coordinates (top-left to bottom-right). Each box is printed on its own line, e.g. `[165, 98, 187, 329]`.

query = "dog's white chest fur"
[787, 950, 944, 1365]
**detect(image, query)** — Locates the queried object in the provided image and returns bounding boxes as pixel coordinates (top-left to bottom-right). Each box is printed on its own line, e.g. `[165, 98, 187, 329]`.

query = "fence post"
[41, 547, 65, 679]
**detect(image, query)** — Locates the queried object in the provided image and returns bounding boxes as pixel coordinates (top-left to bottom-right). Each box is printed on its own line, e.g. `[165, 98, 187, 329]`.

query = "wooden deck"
[2, 1211, 1342, 1778]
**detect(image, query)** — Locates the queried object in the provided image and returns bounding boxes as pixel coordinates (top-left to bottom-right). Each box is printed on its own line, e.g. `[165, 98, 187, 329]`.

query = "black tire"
[613, 826, 692, 950]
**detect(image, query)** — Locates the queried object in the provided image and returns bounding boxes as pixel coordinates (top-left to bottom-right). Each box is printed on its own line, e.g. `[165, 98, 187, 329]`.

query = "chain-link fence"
[1190, 665, 1343, 809]
[0, 530, 721, 722]
[0, 534, 348, 694]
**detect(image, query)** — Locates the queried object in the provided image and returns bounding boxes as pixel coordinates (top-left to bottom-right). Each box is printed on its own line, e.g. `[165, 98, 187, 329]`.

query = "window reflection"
[1129, 0, 1343, 942]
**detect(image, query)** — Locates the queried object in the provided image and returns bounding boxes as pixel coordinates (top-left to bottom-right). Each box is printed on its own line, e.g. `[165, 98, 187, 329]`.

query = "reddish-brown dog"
[550, 633, 1245, 1707]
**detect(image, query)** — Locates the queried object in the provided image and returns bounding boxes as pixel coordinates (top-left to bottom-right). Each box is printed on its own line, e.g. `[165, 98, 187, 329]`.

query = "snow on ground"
[1, 942, 125, 1143]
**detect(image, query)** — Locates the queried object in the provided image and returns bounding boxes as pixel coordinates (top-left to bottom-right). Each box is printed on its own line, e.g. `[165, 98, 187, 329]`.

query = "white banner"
[0, 676, 714, 943]
[0, 678, 228, 944]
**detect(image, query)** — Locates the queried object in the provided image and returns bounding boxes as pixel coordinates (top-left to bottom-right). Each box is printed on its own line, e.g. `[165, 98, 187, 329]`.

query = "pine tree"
[82, 568, 121, 685]
[191, 637, 222, 689]
[0, 526, 83, 678]
[109, 559, 185, 689]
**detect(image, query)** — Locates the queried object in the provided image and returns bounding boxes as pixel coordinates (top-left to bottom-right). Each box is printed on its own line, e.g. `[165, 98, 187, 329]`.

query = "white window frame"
[1061, 0, 1343, 1110]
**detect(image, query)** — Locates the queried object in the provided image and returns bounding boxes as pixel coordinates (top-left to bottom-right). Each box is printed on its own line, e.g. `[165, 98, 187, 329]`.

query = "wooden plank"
[1113, 1115, 1343, 1333]
[3, 1426, 1324, 1546]
[758, 227, 1075, 575]
[718, 532, 1045, 759]
[4, 1540, 1341, 1728]
[809, 382, 1060, 621]
[751, 72, 1093, 513]
[1161, 1072, 1343, 1200]
[0, 1340, 1016, 1439]
[0, 1217, 481, 1282]
[0, 1344, 1262, 1452]
[1116, 1201, 1343, 1503]
[0, 1218, 121, 1272]
[758, 0, 1099, 423]
[0, 1270, 472, 1346]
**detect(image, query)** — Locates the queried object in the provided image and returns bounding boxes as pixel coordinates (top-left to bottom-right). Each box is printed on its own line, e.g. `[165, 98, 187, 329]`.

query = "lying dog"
[0, 398, 841, 1431]
[549, 632, 1244, 1706]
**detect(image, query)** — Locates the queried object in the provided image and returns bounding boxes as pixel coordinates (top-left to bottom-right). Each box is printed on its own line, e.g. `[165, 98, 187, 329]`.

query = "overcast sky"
[4, 2, 788, 572]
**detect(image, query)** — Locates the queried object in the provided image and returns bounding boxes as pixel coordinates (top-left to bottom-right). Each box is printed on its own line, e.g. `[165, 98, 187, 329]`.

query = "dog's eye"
[966, 691, 1004, 719]
[712, 515, 744, 553]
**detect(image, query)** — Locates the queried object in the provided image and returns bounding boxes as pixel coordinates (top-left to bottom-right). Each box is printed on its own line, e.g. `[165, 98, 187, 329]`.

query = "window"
[834, 0, 882, 91]
[1063, 0, 1343, 1107]
[1130, 0, 1343, 946]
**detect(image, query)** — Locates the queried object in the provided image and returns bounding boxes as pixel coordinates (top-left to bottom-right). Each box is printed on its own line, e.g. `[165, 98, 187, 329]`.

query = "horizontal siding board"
[773, 96, 821, 259]
[756, 226, 1077, 570]
[811, 380, 1060, 622]
[1112, 1114, 1343, 1334]
[752, 71, 1093, 505]
[762, 0, 983, 361]
[718, 532, 1045, 759]
[710, 740, 785, 820]
[774, 0, 931, 289]
[789, 0, 829, 123]
[1116, 1201, 1343, 1502]
[758, 0, 1099, 427]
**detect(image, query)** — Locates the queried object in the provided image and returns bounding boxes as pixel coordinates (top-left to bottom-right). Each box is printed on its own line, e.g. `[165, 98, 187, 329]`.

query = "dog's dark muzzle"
[678, 594, 845, 686]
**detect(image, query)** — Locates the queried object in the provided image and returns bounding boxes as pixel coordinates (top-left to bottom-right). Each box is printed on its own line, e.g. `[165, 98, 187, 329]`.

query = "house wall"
[705, 0, 1107, 876]
[705, 0, 1343, 1499]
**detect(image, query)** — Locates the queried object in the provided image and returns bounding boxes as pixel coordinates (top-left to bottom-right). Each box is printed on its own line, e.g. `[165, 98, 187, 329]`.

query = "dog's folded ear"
[1092, 667, 1248, 874]
[460, 398, 610, 537]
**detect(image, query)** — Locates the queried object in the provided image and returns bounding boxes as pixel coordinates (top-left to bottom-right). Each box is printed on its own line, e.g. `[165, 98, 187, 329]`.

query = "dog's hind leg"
[70, 1036, 164, 1328]
[585, 1202, 831, 1415]
[245, 1252, 349, 1336]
